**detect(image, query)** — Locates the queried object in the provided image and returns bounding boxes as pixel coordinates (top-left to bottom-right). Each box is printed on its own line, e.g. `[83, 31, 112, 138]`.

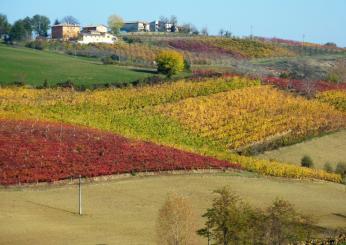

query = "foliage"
[198, 187, 315, 245]
[0, 14, 11, 36]
[317, 90, 346, 112]
[263, 77, 346, 95]
[155, 50, 185, 77]
[9, 18, 32, 41]
[158, 86, 346, 153]
[0, 119, 240, 185]
[265, 198, 315, 244]
[301, 155, 314, 168]
[108, 14, 124, 35]
[0, 77, 343, 183]
[158, 37, 295, 59]
[31, 15, 50, 37]
[335, 162, 346, 177]
[323, 162, 333, 173]
[156, 193, 198, 245]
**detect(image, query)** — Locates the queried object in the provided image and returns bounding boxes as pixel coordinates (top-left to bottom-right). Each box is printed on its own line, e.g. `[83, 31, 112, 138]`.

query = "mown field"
[258, 130, 346, 169]
[0, 173, 345, 245]
[0, 44, 152, 87]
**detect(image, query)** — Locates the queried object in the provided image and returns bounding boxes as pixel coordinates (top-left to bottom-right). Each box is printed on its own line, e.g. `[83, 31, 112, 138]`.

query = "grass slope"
[0, 44, 152, 86]
[0, 173, 345, 245]
[258, 130, 346, 169]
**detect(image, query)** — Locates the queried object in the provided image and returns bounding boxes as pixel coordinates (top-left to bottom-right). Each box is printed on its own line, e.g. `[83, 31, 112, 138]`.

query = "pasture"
[0, 173, 345, 245]
[258, 130, 346, 170]
[0, 44, 153, 87]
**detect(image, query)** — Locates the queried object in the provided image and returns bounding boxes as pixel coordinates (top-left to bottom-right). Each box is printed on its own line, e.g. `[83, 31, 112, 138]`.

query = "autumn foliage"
[0, 119, 241, 185]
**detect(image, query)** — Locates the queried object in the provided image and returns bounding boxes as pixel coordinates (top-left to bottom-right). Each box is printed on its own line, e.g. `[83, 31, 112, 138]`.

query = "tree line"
[0, 13, 81, 42]
[156, 187, 344, 245]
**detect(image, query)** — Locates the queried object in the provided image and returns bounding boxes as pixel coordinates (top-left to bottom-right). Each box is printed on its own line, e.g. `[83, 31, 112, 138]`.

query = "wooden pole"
[79, 175, 82, 215]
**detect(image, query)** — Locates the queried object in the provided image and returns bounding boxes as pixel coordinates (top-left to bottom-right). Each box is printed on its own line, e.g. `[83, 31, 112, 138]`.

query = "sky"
[1, 0, 345, 47]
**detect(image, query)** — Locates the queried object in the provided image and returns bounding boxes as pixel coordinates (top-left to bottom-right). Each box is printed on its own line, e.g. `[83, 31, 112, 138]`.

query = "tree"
[155, 50, 185, 78]
[159, 16, 169, 25]
[335, 162, 346, 177]
[180, 23, 192, 34]
[170, 15, 178, 26]
[323, 162, 333, 173]
[156, 193, 198, 245]
[31, 15, 50, 37]
[0, 14, 11, 36]
[265, 198, 315, 244]
[54, 19, 60, 25]
[9, 18, 32, 41]
[201, 27, 208, 36]
[107, 14, 124, 35]
[61, 16, 79, 25]
[198, 187, 264, 245]
[198, 188, 316, 245]
[301, 155, 314, 168]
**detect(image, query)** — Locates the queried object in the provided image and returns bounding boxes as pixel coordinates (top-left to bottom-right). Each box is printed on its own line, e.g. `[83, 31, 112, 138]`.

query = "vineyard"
[317, 90, 346, 111]
[0, 76, 344, 184]
[157, 86, 346, 152]
[0, 119, 239, 185]
[263, 77, 346, 94]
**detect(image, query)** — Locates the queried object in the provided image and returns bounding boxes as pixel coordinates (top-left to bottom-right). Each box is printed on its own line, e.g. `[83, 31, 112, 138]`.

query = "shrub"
[155, 50, 185, 78]
[323, 162, 333, 173]
[335, 162, 346, 177]
[301, 155, 314, 168]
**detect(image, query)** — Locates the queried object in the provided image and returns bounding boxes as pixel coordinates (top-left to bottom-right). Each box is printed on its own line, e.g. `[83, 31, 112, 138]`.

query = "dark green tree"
[31, 15, 50, 37]
[198, 187, 264, 245]
[9, 17, 33, 41]
[0, 14, 11, 36]
[301, 155, 314, 168]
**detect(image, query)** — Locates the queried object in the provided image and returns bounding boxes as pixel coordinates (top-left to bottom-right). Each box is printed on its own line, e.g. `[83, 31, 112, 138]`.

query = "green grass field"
[258, 130, 346, 169]
[0, 44, 153, 87]
[0, 173, 345, 245]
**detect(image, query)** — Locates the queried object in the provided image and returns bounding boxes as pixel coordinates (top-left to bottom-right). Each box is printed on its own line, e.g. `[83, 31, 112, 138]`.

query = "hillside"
[0, 76, 344, 183]
[258, 130, 346, 169]
[0, 44, 152, 87]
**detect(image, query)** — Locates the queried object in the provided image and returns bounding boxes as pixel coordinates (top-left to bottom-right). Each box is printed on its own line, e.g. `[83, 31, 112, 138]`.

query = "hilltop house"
[121, 21, 150, 32]
[82, 25, 108, 34]
[78, 25, 117, 44]
[78, 25, 118, 44]
[51, 24, 81, 40]
[122, 20, 178, 33]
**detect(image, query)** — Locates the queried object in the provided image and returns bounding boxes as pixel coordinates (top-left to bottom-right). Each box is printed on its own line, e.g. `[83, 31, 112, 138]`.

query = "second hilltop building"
[51, 24, 117, 44]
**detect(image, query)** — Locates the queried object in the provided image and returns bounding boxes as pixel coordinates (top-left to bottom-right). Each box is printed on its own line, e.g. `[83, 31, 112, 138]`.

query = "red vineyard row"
[0, 120, 241, 185]
[263, 77, 346, 93]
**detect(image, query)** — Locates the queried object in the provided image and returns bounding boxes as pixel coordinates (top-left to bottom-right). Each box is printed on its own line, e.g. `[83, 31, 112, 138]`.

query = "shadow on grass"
[25, 200, 80, 216]
[129, 68, 158, 74]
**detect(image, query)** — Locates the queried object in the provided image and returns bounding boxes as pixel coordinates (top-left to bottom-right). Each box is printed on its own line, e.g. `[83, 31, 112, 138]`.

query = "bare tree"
[61, 16, 79, 25]
[201, 27, 208, 36]
[156, 193, 198, 245]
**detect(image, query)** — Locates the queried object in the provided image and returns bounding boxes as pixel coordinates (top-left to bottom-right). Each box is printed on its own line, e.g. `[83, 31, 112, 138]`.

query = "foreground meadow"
[0, 173, 345, 245]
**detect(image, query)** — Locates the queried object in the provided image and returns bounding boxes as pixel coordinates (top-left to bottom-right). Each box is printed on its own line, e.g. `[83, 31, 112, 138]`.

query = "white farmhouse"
[78, 25, 117, 44]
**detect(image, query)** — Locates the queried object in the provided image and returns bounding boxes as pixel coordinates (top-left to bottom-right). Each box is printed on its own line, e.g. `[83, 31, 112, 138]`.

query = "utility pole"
[78, 175, 82, 215]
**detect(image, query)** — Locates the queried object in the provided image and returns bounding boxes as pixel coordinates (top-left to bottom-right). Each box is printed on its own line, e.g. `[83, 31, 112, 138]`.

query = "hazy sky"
[1, 0, 345, 47]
